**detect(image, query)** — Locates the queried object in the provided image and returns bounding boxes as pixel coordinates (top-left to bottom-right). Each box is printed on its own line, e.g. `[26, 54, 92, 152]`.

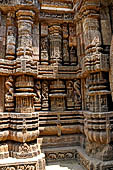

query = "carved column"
[32, 24, 40, 62]
[49, 25, 62, 65]
[63, 24, 69, 65]
[69, 24, 78, 65]
[16, 10, 35, 59]
[110, 35, 113, 101]
[15, 75, 35, 113]
[6, 11, 16, 60]
[15, 10, 35, 113]
[81, 0, 110, 112]
[87, 72, 111, 112]
[40, 24, 49, 65]
[9, 10, 42, 160]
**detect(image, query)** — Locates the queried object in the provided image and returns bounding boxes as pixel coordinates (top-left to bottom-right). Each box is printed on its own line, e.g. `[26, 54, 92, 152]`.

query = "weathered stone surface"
[0, 0, 113, 170]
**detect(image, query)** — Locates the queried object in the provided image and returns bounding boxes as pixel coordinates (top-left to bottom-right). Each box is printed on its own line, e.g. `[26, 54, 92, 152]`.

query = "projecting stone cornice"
[0, 58, 81, 79]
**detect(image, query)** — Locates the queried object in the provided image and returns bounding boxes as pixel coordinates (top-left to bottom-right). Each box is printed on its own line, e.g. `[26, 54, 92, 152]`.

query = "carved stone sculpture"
[5, 76, 14, 111]
[0, 0, 113, 170]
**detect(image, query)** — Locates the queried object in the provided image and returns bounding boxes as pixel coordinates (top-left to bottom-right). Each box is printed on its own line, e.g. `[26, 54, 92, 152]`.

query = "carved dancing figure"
[42, 81, 48, 100]
[73, 79, 81, 102]
[34, 81, 41, 102]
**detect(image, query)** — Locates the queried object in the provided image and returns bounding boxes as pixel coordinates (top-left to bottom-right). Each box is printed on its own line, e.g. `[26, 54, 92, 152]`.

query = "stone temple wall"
[0, 0, 113, 169]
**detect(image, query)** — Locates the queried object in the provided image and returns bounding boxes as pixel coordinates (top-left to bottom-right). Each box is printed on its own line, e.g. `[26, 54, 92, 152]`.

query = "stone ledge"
[0, 153, 45, 170]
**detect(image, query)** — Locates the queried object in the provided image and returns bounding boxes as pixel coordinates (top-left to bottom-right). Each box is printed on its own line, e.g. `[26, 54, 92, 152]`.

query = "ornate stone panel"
[0, 0, 113, 170]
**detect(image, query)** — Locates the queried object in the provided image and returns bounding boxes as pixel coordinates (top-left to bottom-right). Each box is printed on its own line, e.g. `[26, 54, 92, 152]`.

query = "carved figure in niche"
[70, 46, 77, 65]
[5, 76, 14, 111]
[66, 81, 75, 109]
[42, 81, 48, 100]
[34, 81, 41, 102]
[41, 37, 48, 62]
[34, 81, 41, 111]
[63, 40, 69, 63]
[54, 48, 61, 65]
[73, 79, 81, 109]
[66, 81, 74, 98]
[41, 37, 48, 51]
[42, 81, 49, 110]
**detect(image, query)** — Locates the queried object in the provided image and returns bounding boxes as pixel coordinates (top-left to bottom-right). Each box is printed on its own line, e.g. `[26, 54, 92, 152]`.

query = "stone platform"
[43, 145, 113, 170]
[46, 160, 85, 170]
[0, 153, 45, 170]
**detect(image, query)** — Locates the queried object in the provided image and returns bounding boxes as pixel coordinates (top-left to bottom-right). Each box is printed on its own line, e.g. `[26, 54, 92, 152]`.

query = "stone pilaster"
[15, 10, 35, 113]
[16, 10, 35, 59]
[49, 25, 62, 65]
[6, 11, 16, 60]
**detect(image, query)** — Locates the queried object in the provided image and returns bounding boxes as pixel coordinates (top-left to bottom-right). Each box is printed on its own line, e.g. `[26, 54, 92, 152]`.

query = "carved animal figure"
[58, 153, 65, 159]
[65, 152, 73, 158]
[48, 153, 57, 160]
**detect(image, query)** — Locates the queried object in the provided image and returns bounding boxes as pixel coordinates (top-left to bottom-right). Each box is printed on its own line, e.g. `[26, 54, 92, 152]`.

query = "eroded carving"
[5, 76, 14, 111]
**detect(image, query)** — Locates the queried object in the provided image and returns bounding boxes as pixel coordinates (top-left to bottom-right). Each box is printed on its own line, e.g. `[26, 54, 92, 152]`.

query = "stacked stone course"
[0, 0, 113, 169]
